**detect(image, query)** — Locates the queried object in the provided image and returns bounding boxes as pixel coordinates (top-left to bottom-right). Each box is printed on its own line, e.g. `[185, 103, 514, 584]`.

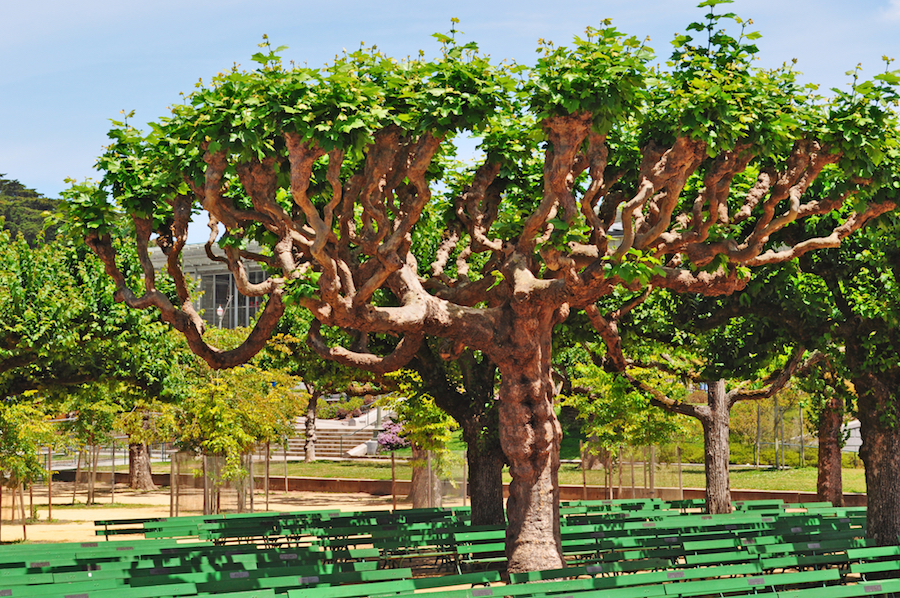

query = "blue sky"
[3, 0, 899, 213]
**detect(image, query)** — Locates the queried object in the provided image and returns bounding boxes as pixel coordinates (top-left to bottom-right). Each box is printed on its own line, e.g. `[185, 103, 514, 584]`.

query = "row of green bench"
[2, 501, 886, 598]
[454, 508, 866, 573]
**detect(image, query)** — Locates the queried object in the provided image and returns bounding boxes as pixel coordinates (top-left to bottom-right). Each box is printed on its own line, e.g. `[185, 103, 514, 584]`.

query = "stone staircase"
[284, 428, 378, 460]
[267, 416, 383, 460]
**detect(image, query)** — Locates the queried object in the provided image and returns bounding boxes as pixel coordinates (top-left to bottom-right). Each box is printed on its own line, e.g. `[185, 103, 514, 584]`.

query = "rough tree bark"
[462, 431, 506, 524]
[848, 340, 900, 546]
[413, 345, 506, 527]
[816, 393, 844, 506]
[493, 310, 564, 573]
[408, 444, 442, 508]
[129, 443, 157, 491]
[304, 389, 320, 463]
[702, 380, 732, 514]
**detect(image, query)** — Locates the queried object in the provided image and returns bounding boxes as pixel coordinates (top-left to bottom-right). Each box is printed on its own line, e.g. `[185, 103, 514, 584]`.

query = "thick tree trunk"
[304, 391, 319, 463]
[816, 393, 844, 506]
[494, 316, 564, 574]
[129, 443, 157, 491]
[407, 444, 441, 508]
[461, 419, 506, 526]
[703, 380, 732, 514]
[414, 345, 505, 527]
[854, 371, 900, 546]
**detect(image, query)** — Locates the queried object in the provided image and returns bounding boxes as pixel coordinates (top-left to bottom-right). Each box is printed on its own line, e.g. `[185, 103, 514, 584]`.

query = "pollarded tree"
[409, 343, 506, 526]
[69, 6, 899, 570]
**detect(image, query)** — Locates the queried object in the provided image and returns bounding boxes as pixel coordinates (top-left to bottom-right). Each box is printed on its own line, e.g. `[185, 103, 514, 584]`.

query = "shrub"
[377, 420, 409, 451]
[318, 396, 366, 420]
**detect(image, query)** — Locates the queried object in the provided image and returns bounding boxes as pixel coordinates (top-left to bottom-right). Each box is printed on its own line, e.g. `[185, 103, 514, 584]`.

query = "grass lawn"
[150, 457, 866, 494]
[559, 462, 867, 494]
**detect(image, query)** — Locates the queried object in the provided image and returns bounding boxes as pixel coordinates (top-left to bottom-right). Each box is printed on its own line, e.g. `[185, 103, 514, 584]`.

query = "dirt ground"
[0, 481, 462, 545]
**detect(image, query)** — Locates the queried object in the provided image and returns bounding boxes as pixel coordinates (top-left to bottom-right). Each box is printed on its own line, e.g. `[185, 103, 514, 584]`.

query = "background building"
[149, 243, 266, 329]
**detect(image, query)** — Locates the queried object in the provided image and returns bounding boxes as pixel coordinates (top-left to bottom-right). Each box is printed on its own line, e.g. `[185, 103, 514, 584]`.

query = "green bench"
[285, 570, 500, 598]
[778, 578, 900, 598]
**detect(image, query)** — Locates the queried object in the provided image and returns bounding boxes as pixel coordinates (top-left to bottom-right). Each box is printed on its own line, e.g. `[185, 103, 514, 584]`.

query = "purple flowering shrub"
[377, 420, 409, 451]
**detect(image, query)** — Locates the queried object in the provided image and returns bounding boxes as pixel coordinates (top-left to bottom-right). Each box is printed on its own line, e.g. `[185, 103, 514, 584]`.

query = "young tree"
[560, 353, 694, 488]
[380, 369, 459, 509]
[0, 398, 57, 490]
[178, 363, 302, 511]
[262, 307, 375, 463]
[70, 9, 899, 570]
[61, 392, 119, 504]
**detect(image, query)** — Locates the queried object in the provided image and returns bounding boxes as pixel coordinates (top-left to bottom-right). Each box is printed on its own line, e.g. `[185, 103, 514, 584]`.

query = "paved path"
[0, 481, 457, 544]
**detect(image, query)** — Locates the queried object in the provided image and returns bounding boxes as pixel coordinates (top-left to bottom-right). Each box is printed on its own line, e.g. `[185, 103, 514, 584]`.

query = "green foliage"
[0, 397, 56, 485]
[316, 395, 368, 420]
[177, 364, 302, 481]
[115, 399, 179, 447]
[645, 4, 808, 157]
[64, 6, 900, 516]
[603, 248, 667, 286]
[820, 59, 900, 186]
[0, 175, 60, 245]
[59, 179, 124, 238]
[0, 230, 180, 400]
[61, 392, 120, 448]
[529, 23, 652, 132]
[561, 350, 695, 453]
[379, 370, 459, 476]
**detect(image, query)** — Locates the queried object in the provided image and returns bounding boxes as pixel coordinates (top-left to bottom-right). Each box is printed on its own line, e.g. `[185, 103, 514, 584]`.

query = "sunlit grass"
[559, 463, 867, 494]
[149, 457, 865, 494]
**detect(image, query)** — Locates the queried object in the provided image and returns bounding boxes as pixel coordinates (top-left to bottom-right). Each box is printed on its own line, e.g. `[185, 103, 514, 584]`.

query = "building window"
[207, 270, 266, 329]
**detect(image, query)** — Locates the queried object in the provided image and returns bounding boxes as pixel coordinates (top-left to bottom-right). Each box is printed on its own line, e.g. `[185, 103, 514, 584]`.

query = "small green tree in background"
[177, 364, 301, 513]
[61, 391, 120, 504]
[0, 397, 57, 518]
[381, 370, 459, 508]
[562, 352, 695, 490]
[263, 306, 376, 462]
[115, 398, 179, 491]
